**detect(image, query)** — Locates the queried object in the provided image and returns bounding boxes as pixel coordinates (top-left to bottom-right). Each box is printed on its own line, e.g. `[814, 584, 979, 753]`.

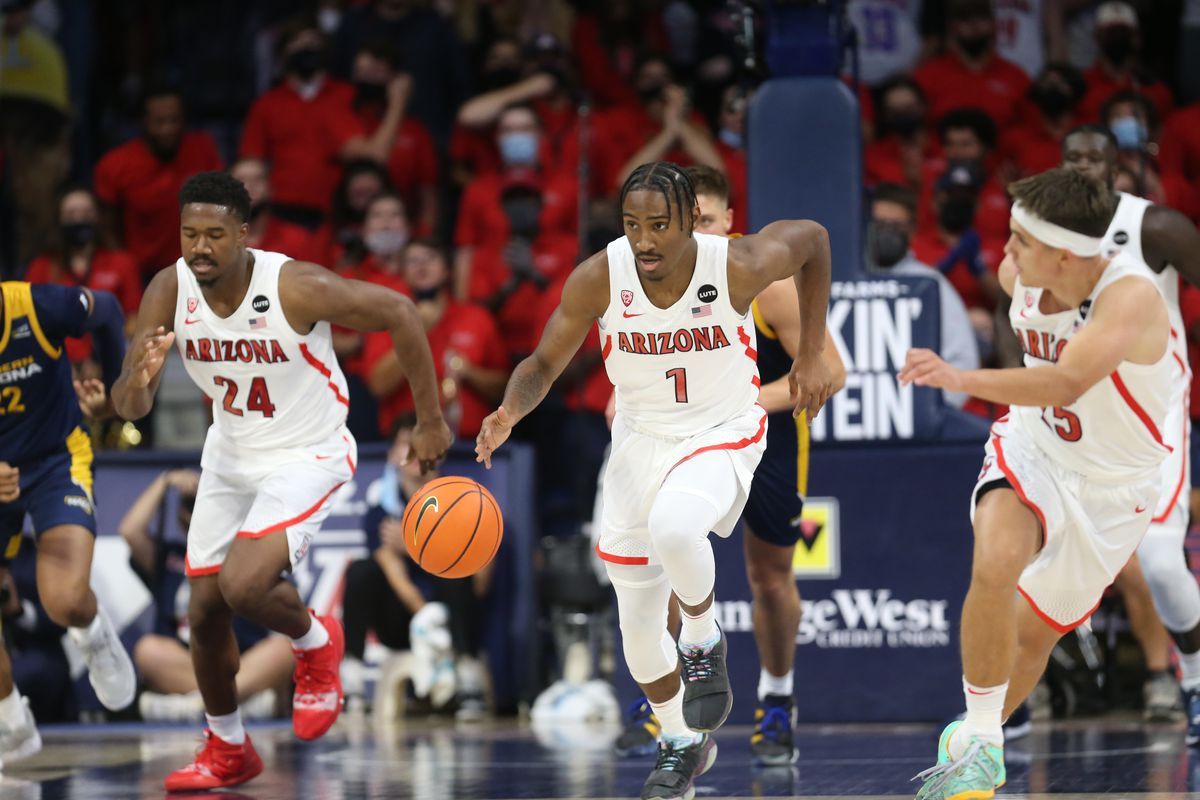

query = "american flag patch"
[249, 317, 267, 330]
[691, 304, 712, 318]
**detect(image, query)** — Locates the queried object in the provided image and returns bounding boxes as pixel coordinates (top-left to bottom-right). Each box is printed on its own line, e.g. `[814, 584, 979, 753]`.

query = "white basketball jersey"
[174, 249, 349, 452]
[995, 0, 1044, 76]
[598, 233, 760, 437]
[1009, 252, 1174, 481]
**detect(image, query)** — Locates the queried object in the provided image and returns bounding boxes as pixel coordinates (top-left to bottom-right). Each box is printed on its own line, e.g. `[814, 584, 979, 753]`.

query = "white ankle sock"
[648, 682, 700, 747]
[206, 709, 245, 745]
[1180, 650, 1200, 690]
[0, 689, 25, 728]
[67, 611, 104, 647]
[291, 614, 329, 651]
[678, 605, 718, 652]
[952, 677, 1006, 758]
[758, 669, 794, 701]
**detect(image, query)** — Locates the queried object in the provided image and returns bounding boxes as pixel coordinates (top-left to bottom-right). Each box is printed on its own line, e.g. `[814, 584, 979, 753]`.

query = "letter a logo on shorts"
[621, 290, 634, 307]
[188, 297, 199, 313]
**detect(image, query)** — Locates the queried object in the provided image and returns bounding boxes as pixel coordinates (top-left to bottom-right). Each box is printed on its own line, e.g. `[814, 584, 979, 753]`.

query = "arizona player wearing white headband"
[899, 167, 1176, 800]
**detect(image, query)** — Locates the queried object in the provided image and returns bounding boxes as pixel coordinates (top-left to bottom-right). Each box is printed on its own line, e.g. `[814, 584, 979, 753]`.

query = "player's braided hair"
[179, 171, 252, 222]
[619, 161, 697, 231]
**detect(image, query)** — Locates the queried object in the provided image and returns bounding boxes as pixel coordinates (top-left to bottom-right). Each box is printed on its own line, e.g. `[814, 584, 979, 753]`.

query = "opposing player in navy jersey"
[0, 280, 132, 765]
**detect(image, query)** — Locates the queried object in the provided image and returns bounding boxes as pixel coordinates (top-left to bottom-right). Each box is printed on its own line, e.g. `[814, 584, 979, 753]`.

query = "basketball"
[402, 476, 504, 579]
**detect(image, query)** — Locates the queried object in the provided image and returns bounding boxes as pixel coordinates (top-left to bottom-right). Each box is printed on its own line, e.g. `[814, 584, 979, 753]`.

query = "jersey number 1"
[665, 368, 688, 403]
[214, 376, 276, 418]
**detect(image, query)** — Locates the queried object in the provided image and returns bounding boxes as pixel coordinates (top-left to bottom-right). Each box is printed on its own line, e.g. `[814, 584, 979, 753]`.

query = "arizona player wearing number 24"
[475, 161, 834, 800]
[112, 172, 452, 793]
[899, 168, 1175, 800]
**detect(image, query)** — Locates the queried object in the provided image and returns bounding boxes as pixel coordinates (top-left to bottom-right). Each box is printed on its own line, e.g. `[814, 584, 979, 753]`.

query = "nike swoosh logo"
[315, 455, 332, 460]
[415, 495, 439, 532]
[622, 311, 644, 318]
[184, 318, 201, 325]
[1135, 504, 1147, 513]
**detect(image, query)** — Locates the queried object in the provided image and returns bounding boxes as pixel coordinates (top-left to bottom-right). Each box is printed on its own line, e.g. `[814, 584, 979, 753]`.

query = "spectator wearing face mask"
[1102, 91, 1200, 222]
[918, 108, 1010, 243]
[93, 84, 222, 280]
[316, 160, 394, 269]
[865, 77, 934, 188]
[867, 183, 979, 408]
[999, 63, 1088, 179]
[465, 176, 579, 361]
[453, 104, 577, 294]
[713, 84, 751, 232]
[363, 240, 510, 440]
[914, 0, 1030, 129]
[450, 37, 531, 185]
[1077, 2, 1174, 124]
[569, 2, 670, 109]
[229, 158, 327, 265]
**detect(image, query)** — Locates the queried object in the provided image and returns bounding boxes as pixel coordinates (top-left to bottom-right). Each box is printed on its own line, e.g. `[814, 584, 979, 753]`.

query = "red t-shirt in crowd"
[331, 256, 411, 379]
[716, 141, 748, 233]
[361, 301, 508, 439]
[999, 123, 1067, 178]
[569, 14, 667, 110]
[914, 52, 1031, 129]
[455, 169, 577, 252]
[1179, 283, 1200, 421]
[1161, 104, 1200, 196]
[239, 79, 363, 212]
[353, 104, 439, 232]
[1076, 65, 1174, 124]
[586, 105, 706, 195]
[251, 217, 329, 266]
[93, 132, 223, 277]
[910, 229, 1005, 311]
[25, 248, 143, 362]
[534, 272, 612, 415]
[467, 232, 578, 357]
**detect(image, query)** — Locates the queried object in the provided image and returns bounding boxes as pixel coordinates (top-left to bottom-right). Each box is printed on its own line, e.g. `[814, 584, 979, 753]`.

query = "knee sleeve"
[607, 564, 678, 684]
[1138, 527, 1200, 632]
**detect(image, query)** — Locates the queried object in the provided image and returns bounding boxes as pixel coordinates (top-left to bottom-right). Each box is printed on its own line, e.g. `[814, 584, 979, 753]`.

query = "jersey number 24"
[213, 376, 276, 417]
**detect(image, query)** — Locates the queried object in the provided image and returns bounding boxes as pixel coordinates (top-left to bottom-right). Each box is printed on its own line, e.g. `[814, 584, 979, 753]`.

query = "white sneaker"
[241, 689, 277, 721]
[139, 691, 204, 722]
[0, 698, 42, 769]
[73, 610, 136, 711]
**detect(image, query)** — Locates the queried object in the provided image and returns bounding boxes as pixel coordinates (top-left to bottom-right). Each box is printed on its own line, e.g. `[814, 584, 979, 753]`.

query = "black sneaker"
[750, 694, 797, 765]
[615, 696, 661, 758]
[640, 733, 718, 800]
[680, 622, 732, 733]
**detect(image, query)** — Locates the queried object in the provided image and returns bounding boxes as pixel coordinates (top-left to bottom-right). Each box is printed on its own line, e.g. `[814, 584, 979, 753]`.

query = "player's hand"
[73, 378, 108, 419]
[788, 352, 835, 420]
[408, 417, 453, 474]
[0, 462, 19, 503]
[165, 469, 200, 495]
[129, 326, 176, 389]
[475, 406, 514, 470]
[898, 348, 963, 392]
[387, 73, 413, 108]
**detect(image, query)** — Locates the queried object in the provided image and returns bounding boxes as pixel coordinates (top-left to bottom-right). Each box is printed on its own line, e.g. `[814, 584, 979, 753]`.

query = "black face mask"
[868, 224, 910, 268]
[354, 80, 387, 107]
[938, 195, 977, 234]
[638, 84, 665, 105]
[413, 285, 442, 302]
[482, 67, 521, 91]
[886, 110, 924, 139]
[956, 34, 991, 60]
[1099, 29, 1136, 64]
[1030, 85, 1076, 118]
[61, 222, 97, 249]
[286, 48, 324, 81]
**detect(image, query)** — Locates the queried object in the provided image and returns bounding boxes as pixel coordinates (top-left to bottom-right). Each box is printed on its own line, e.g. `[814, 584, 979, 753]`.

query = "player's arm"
[1142, 205, 1200, 285]
[754, 279, 845, 414]
[280, 262, 451, 470]
[475, 251, 610, 468]
[900, 276, 1169, 407]
[730, 220, 834, 419]
[113, 268, 178, 420]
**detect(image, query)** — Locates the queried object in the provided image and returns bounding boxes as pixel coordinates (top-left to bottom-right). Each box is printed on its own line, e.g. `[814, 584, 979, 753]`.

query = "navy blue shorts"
[0, 428, 96, 566]
[743, 447, 806, 548]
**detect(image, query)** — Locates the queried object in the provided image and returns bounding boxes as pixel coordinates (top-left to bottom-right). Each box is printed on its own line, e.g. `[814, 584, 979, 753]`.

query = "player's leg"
[1114, 557, 1180, 720]
[1004, 596, 1065, 720]
[217, 532, 311, 637]
[0, 533, 41, 768]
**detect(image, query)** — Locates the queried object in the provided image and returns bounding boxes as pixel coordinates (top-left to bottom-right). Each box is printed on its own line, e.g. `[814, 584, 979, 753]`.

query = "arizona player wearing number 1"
[476, 161, 834, 800]
[900, 168, 1175, 800]
[112, 172, 452, 792]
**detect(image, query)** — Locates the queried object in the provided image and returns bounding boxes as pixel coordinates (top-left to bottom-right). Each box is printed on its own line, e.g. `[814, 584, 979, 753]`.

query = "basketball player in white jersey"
[1062, 125, 1200, 739]
[476, 162, 834, 800]
[900, 168, 1174, 800]
[112, 172, 452, 792]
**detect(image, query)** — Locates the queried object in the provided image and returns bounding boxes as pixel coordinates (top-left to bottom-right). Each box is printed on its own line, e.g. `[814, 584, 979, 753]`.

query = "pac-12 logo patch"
[697, 284, 718, 303]
[791, 497, 840, 579]
[187, 297, 198, 313]
[621, 290, 634, 307]
[252, 295, 270, 313]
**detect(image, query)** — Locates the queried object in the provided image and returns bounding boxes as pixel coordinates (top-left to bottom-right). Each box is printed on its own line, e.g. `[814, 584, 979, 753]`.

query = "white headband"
[1010, 203, 1103, 257]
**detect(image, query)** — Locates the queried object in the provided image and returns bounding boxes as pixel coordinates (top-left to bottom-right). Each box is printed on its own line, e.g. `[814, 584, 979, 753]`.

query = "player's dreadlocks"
[619, 161, 697, 231]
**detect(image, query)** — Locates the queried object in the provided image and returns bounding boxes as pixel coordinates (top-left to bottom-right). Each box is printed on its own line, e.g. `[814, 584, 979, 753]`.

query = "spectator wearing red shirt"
[918, 108, 1010, 243]
[1160, 102, 1200, 198]
[93, 84, 222, 279]
[450, 37, 531, 185]
[453, 104, 577, 293]
[25, 187, 141, 364]
[1101, 92, 1200, 222]
[713, 84, 750, 232]
[913, 0, 1030, 130]
[349, 40, 439, 237]
[1000, 63, 1087, 181]
[229, 158, 327, 265]
[865, 77, 934, 189]
[318, 160, 395, 270]
[1076, 2, 1174, 125]
[570, 4, 669, 110]
[467, 177, 578, 360]
[364, 241, 509, 440]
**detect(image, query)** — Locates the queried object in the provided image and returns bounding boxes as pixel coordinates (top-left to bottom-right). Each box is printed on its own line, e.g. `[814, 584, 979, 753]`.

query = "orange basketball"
[402, 476, 504, 579]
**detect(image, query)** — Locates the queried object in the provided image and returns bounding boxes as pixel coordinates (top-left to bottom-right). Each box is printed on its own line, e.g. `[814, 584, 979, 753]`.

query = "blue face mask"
[718, 128, 743, 150]
[499, 132, 539, 166]
[1110, 116, 1147, 151]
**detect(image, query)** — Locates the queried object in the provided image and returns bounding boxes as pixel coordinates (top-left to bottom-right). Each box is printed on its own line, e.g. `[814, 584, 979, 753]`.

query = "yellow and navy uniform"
[741, 298, 809, 547]
[0, 282, 99, 561]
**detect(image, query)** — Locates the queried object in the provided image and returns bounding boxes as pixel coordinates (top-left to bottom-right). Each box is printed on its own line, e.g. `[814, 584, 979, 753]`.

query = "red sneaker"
[164, 730, 263, 792]
[292, 613, 345, 740]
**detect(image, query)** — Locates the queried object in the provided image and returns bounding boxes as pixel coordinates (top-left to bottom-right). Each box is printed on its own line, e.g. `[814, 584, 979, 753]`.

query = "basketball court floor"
[1, 715, 1196, 799]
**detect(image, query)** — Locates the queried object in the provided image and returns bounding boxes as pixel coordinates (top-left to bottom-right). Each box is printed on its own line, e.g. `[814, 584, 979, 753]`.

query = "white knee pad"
[607, 564, 678, 684]
[1138, 519, 1200, 633]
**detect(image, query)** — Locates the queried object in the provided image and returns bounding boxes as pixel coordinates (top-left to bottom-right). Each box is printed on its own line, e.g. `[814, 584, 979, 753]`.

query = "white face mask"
[318, 8, 342, 34]
[365, 229, 409, 257]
